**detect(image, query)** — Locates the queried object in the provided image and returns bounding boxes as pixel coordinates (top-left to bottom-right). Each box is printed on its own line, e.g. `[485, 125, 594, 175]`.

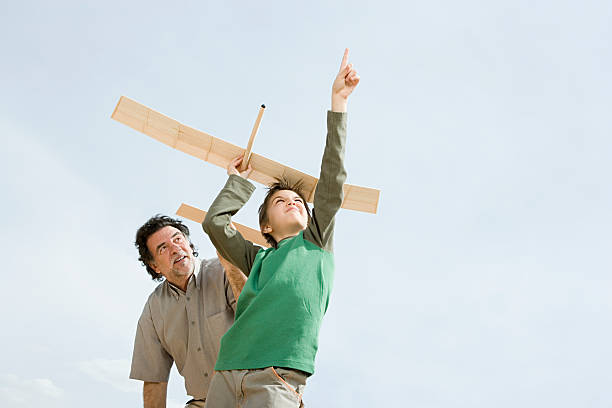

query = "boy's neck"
[271, 229, 304, 245]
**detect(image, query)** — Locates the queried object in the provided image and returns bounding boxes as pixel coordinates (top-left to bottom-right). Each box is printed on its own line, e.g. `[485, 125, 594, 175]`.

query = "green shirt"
[203, 111, 347, 374]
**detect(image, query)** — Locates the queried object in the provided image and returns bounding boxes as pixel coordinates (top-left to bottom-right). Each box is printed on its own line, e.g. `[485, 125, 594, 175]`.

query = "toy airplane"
[111, 96, 380, 215]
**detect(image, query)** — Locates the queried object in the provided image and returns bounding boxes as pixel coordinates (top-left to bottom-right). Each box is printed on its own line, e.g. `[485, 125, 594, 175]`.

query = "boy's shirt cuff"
[226, 174, 256, 201]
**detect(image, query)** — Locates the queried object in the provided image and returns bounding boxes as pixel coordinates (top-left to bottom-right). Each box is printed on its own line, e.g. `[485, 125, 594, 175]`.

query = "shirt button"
[186, 296, 190, 301]
[197, 347, 201, 351]
[204, 372, 208, 377]
[191, 321, 195, 325]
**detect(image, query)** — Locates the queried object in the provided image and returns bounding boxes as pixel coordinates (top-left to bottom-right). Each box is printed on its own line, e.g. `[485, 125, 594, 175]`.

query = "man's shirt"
[130, 258, 235, 399]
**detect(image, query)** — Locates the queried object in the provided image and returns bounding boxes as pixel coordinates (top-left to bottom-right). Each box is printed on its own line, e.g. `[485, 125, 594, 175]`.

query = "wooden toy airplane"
[111, 96, 379, 208]
[112, 96, 380, 241]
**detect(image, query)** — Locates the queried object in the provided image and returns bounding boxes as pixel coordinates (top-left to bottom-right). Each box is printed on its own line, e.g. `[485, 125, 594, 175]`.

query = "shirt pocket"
[206, 308, 234, 355]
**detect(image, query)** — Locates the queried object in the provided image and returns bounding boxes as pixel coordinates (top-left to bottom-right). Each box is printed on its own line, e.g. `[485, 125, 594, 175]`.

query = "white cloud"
[0, 374, 63, 406]
[76, 359, 139, 393]
[76, 360, 193, 406]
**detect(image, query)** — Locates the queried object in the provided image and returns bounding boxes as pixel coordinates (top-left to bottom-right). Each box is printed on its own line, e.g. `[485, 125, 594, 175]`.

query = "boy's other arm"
[307, 48, 360, 252]
[203, 155, 260, 275]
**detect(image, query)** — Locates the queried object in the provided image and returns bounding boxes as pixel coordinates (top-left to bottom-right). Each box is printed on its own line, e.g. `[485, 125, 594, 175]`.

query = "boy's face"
[262, 189, 309, 240]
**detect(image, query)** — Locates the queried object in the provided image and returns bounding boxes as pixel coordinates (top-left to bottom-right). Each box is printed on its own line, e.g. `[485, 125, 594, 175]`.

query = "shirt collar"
[276, 230, 302, 248]
[164, 258, 201, 300]
[193, 258, 202, 289]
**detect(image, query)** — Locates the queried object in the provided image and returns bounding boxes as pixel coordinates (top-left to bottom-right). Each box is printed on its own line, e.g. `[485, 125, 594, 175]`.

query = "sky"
[0, 0, 611, 407]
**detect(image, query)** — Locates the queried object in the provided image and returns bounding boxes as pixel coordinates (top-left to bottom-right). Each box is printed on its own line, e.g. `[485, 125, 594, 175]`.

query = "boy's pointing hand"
[227, 154, 253, 179]
[332, 48, 360, 112]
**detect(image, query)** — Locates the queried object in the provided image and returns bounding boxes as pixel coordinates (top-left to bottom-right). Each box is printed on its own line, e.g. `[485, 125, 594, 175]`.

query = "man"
[130, 215, 246, 408]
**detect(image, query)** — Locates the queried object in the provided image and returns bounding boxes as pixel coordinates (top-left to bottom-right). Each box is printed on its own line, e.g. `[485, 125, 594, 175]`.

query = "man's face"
[146, 226, 195, 285]
[262, 189, 309, 239]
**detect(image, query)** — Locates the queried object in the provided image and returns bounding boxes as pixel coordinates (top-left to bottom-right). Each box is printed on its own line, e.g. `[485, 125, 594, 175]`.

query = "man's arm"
[143, 381, 167, 408]
[217, 250, 247, 302]
[130, 303, 173, 402]
[305, 48, 360, 251]
[203, 156, 261, 275]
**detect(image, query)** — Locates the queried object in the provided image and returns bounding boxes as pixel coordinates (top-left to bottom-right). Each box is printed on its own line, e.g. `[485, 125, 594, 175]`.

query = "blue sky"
[1, 1, 611, 407]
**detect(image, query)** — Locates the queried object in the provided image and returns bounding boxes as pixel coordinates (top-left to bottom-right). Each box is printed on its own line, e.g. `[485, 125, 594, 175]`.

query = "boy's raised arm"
[306, 48, 360, 252]
[203, 155, 261, 276]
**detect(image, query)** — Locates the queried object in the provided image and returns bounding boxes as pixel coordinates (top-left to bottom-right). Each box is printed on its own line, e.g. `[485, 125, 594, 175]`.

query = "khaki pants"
[204, 367, 307, 408]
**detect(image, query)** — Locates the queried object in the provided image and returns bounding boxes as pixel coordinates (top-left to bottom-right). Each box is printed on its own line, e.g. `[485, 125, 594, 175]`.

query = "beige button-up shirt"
[130, 258, 236, 399]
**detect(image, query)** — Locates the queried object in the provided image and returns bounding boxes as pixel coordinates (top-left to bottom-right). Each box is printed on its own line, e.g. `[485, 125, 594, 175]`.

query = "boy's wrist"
[228, 173, 256, 190]
[331, 95, 348, 113]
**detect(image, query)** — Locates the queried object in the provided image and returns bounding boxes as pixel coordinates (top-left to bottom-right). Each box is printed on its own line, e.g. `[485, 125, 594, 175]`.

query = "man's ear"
[149, 261, 159, 273]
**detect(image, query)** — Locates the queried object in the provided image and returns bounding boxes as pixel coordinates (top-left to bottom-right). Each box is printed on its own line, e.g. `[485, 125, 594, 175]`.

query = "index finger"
[339, 48, 349, 70]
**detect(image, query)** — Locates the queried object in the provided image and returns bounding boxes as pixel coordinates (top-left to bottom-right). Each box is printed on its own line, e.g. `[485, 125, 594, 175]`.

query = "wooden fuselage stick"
[240, 104, 266, 171]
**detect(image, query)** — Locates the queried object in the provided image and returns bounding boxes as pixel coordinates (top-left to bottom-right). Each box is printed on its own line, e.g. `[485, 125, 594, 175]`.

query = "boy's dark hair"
[258, 178, 312, 248]
[135, 215, 198, 281]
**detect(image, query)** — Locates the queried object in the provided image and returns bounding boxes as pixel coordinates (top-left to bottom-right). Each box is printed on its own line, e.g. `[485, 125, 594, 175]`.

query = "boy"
[203, 48, 360, 407]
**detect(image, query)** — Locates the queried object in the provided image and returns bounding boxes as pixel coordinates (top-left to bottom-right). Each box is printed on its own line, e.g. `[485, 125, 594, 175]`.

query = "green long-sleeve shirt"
[203, 111, 347, 374]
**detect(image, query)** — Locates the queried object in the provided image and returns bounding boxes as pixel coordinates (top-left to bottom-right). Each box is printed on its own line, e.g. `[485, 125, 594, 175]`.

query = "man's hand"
[331, 48, 360, 112]
[227, 154, 253, 179]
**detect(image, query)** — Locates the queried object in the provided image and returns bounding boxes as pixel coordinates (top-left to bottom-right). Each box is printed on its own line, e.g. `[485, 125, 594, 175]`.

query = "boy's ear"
[263, 225, 272, 234]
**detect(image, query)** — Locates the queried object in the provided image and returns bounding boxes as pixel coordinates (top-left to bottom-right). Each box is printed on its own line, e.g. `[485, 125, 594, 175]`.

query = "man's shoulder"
[196, 257, 234, 306]
[148, 280, 168, 298]
[139, 280, 168, 311]
[196, 257, 225, 282]
[133, 281, 167, 325]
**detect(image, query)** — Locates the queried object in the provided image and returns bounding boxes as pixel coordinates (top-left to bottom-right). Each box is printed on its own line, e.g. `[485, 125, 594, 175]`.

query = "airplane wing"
[176, 203, 269, 248]
[112, 96, 380, 214]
